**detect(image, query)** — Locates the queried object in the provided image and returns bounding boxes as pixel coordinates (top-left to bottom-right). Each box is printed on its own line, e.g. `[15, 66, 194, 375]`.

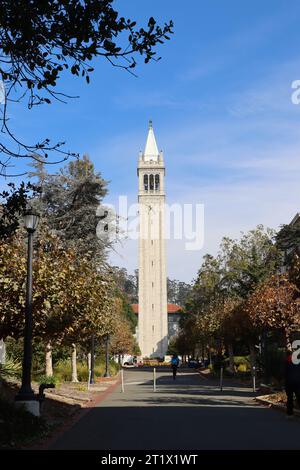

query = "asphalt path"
[50, 367, 300, 450]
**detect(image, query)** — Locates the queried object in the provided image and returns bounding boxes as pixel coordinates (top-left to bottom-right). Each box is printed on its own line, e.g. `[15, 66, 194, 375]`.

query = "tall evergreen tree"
[29, 154, 109, 262]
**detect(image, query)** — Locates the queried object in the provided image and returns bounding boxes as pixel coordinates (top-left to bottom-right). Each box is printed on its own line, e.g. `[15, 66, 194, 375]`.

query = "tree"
[167, 278, 192, 306]
[118, 296, 137, 333]
[276, 223, 300, 258]
[218, 298, 258, 371]
[180, 226, 278, 366]
[0, 182, 40, 239]
[0, 228, 117, 376]
[174, 314, 202, 358]
[246, 274, 300, 348]
[29, 154, 109, 262]
[219, 225, 279, 299]
[0, 1, 173, 175]
[110, 306, 135, 358]
[112, 267, 138, 303]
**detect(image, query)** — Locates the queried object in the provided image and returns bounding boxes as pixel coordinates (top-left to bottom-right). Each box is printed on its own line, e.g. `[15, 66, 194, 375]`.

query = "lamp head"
[24, 209, 40, 233]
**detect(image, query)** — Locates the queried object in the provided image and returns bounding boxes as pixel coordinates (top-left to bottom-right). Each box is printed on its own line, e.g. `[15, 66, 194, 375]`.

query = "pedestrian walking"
[171, 354, 179, 380]
[285, 349, 300, 418]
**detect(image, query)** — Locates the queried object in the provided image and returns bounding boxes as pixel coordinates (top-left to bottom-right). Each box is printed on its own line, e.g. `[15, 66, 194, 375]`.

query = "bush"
[223, 356, 251, 374]
[37, 374, 58, 386]
[233, 356, 250, 368]
[52, 358, 119, 382]
[6, 338, 71, 375]
[0, 359, 22, 380]
[237, 364, 248, 373]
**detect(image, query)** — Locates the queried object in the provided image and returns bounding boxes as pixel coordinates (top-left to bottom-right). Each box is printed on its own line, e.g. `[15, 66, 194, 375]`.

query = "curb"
[255, 394, 300, 417]
[30, 372, 121, 450]
[197, 369, 210, 380]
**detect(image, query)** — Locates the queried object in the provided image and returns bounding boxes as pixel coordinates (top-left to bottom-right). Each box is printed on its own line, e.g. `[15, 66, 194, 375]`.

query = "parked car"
[188, 358, 201, 368]
[122, 355, 138, 367]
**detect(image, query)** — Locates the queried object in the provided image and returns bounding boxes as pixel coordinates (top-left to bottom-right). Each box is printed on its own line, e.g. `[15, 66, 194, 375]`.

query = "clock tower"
[137, 121, 168, 358]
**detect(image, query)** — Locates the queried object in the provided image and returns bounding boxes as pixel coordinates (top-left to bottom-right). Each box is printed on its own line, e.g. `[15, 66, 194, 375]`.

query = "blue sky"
[4, 0, 300, 282]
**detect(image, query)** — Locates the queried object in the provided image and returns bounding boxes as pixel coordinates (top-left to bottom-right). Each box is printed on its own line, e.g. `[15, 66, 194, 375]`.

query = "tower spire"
[144, 120, 159, 161]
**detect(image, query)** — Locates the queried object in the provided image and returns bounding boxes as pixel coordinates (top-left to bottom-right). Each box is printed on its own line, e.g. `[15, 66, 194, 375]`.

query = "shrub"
[0, 359, 21, 380]
[53, 358, 119, 382]
[233, 356, 250, 367]
[37, 374, 58, 386]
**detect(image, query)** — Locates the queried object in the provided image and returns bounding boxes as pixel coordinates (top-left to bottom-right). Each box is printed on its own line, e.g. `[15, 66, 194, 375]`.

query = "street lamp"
[104, 334, 110, 378]
[15, 209, 40, 415]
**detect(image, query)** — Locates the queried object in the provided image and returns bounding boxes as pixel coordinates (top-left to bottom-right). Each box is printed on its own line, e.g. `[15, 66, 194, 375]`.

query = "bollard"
[153, 367, 157, 392]
[220, 366, 223, 392]
[252, 366, 256, 393]
[121, 369, 125, 393]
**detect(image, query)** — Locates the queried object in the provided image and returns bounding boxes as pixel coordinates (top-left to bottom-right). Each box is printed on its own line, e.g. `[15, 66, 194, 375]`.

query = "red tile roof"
[131, 303, 182, 314]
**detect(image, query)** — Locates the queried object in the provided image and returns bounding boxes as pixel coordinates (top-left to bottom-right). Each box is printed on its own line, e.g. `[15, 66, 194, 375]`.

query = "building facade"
[137, 122, 168, 358]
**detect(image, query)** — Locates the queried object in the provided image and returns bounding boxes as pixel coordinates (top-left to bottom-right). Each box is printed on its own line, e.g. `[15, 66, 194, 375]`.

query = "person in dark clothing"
[171, 354, 179, 380]
[285, 350, 300, 417]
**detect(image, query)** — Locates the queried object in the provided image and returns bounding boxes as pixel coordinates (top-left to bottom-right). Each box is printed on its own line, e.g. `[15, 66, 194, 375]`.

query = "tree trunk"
[45, 341, 53, 377]
[228, 342, 235, 373]
[87, 352, 91, 372]
[0, 339, 6, 364]
[71, 343, 79, 383]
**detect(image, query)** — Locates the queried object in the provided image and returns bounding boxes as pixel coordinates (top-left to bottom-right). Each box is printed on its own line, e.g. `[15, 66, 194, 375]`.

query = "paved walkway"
[50, 368, 300, 450]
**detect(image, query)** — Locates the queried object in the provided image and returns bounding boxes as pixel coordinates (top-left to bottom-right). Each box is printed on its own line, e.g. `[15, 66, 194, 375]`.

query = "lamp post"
[104, 334, 110, 378]
[15, 210, 40, 413]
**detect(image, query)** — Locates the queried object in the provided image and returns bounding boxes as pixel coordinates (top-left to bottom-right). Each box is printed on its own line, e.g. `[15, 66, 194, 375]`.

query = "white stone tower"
[137, 121, 168, 358]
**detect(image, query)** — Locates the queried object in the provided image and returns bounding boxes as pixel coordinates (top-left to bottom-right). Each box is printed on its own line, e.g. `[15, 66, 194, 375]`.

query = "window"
[144, 174, 149, 191]
[149, 174, 154, 190]
[155, 174, 160, 190]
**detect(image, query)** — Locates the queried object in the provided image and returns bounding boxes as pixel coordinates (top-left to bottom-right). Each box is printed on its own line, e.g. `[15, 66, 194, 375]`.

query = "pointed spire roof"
[144, 120, 159, 161]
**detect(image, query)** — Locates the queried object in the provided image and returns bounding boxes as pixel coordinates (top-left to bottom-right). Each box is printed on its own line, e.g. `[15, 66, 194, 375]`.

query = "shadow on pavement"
[50, 404, 300, 450]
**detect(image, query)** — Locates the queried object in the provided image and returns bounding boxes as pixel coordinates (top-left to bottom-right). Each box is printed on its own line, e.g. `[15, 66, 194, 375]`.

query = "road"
[50, 367, 300, 450]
